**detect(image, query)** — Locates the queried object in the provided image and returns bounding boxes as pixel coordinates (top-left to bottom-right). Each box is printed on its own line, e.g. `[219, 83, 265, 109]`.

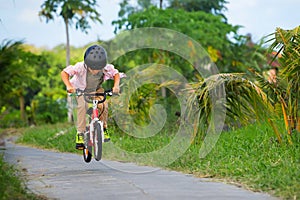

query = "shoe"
[76, 132, 84, 150]
[104, 128, 110, 142]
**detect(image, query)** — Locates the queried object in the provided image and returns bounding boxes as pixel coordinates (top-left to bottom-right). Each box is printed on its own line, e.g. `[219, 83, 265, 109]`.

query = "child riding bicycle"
[61, 45, 125, 149]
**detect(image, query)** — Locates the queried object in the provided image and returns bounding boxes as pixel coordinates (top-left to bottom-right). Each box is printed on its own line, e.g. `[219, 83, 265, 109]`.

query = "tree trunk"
[19, 94, 26, 122]
[64, 18, 73, 122]
[64, 18, 70, 67]
[159, 0, 163, 9]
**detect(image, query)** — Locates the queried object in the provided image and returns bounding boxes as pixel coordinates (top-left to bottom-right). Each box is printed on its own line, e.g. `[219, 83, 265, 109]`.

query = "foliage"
[0, 40, 23, 100]
[0, 40, 43, 123]
[221, 34, 267, 73]
[17, 123, 77, 153]
[31, 96, 67, 124]
[113, 7, 236, 50]
[0, 40, 39, 108]
[189, 73, 272, 138]
[118, 0, 158, 17]
[188, 26, 300, 144]
[127, 83, 158, 125]
[113, 6, 266, 74]
[0, 109, 27, 128]
[118, 0, 228, 17]
[168, 0, 228, 17]
[39, 0, 101, 33]
[111, 6, 269, 132]
[0, 40, 81, 127]
[39, 0, 102, 66]
[266, 26, 300, 136]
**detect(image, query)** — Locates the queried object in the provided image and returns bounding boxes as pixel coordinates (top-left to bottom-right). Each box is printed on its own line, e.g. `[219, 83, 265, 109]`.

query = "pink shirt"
[63, 61, 125, 90]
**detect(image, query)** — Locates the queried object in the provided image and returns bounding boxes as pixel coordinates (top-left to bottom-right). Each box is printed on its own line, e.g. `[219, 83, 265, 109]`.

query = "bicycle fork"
[87, 100, 105, 145]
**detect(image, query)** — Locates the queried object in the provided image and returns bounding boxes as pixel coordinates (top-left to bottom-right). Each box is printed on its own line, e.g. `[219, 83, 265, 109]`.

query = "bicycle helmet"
[84, 45, 107, 70]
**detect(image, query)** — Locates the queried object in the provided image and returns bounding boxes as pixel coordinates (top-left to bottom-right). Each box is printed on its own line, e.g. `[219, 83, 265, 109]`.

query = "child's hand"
[67, 87, 75, 93]
[112, 86, 120, 94]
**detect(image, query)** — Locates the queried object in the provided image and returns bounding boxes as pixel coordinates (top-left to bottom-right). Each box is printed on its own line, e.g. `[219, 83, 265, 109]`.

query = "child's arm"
[112, 73, 120, 94]
[61, 71, 75, 93]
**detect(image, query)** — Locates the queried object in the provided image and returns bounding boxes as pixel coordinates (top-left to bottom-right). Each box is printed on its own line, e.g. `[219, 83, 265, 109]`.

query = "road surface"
[1, 141, 276, 200]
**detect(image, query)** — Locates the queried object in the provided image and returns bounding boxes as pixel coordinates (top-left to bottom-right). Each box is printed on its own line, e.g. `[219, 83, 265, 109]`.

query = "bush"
[33, 96, 67, 124]
[0, 109, 27, 128]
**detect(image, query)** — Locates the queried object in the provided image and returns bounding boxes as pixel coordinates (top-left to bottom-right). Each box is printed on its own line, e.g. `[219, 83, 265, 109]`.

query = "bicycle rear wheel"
[93, 122, 103, 161]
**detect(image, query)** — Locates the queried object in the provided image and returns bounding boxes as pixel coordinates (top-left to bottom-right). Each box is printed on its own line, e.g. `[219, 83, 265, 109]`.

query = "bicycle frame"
[88, 99, 105, 145]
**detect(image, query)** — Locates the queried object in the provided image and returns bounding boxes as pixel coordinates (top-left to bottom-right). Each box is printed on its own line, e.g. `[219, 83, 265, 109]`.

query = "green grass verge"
[13, 120, 300, 200]
[168, 123, 300, 199]
[0, 154, 47, 200]
[17, 123, 77, 153]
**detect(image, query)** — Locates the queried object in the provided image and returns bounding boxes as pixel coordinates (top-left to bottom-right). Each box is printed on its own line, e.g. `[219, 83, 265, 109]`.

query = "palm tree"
[189, 73, 272, 138]
[189, 26, 300, 144]
[39, 0, 102, 122]
[267, 26, 300, 135]
[39, 0, 102, 67]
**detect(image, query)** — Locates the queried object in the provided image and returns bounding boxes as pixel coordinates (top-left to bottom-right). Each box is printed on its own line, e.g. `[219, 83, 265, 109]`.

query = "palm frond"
[267, 25, 300, 135]
[189, 73, 272, 132]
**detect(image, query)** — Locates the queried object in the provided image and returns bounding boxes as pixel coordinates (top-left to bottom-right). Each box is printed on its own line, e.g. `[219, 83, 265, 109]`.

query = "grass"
[6, 119, 300, 200]
[0, 154, 47, 200]
[168, 123, 300, 199]
[17, 123, 77, 153]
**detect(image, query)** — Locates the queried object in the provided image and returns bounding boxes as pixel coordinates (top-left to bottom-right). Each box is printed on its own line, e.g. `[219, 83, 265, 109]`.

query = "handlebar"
[71, 89, 113, 104]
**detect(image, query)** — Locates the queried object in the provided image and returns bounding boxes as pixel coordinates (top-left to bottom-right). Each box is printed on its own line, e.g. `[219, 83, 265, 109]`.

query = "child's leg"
[77, 95, 87, 133]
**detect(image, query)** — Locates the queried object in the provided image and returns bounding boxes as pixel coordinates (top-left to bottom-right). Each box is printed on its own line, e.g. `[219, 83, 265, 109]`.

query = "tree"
[0, 40, 40, 123]
[118, 0, 228, 18]
[112, 7, 240, 72]
[267, 26, 300, 136]
[167, 0, 228, 15]
[39, 0, 102, 67]
[110, 5, 282, 143]
[190, 26, 300, 144]
[114, 0, 266, 74]
[118, 0, 159, 18]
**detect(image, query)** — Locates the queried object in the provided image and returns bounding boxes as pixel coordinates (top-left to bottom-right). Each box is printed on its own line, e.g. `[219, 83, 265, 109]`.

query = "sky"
[0, 0, 299, 49]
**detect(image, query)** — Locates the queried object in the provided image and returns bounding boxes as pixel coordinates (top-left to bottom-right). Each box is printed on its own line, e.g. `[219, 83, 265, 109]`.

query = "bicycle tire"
[83, 147, 92, 163]
[93, 122, 103, 161]
[83, 128, 92, 163]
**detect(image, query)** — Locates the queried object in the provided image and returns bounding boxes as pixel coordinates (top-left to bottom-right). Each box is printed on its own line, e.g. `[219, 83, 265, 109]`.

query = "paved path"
[2, 142, 276, 200]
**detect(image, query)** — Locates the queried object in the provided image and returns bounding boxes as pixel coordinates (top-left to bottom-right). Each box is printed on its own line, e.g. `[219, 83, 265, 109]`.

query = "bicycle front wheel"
[83, 128, 92, 163]
[83, 147, 92, 163]
[93, 122, 103, 161]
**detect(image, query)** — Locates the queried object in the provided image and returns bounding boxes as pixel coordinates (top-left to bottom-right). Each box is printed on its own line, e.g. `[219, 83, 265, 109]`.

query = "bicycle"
[72, 89, 113, 163]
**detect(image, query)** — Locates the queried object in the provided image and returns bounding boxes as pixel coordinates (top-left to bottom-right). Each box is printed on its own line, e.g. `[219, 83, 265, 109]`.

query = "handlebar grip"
[105, 89, 113, 97]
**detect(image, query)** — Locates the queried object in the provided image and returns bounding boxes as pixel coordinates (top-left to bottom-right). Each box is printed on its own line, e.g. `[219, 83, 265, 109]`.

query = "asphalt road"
[2, 141, 277, 200]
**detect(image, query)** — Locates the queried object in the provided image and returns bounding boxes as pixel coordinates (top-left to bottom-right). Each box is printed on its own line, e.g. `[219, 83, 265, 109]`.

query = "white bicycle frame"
[86, 99, 105, 146]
